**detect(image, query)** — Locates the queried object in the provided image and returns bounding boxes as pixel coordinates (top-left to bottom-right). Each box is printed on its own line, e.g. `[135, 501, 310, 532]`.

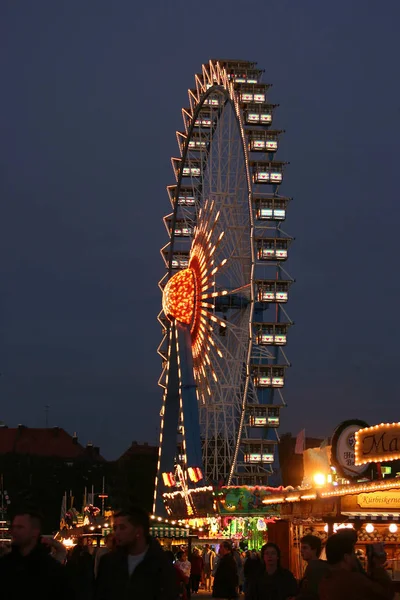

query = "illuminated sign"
[357, 491, 400, 509]
[355, 422, 400, 465]
[217, 486, 282, 516]
[331, 419, 370, 479]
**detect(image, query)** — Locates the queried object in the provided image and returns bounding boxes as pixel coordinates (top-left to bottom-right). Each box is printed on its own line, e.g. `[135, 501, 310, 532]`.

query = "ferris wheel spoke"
[251, 343, 275, 361]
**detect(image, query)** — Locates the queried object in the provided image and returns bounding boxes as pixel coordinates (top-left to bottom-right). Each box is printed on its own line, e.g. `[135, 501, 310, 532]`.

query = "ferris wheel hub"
[162, 268, 195, 326]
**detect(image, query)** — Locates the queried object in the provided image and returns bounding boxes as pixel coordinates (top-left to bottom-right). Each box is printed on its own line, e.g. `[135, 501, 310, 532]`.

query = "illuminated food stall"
[257, 421, 400, 584]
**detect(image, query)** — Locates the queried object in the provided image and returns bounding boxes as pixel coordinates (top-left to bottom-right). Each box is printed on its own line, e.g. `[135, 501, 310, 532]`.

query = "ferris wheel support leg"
[176, 322, 204, 474]
[154, 326, 181, 516]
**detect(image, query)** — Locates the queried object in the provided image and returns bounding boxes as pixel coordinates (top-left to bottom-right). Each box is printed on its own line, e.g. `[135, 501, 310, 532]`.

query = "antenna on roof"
[45, 405, 50, 428]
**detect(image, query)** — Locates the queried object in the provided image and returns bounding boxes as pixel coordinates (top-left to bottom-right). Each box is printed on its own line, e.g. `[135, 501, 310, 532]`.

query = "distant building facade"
[0, 425, 105, 531]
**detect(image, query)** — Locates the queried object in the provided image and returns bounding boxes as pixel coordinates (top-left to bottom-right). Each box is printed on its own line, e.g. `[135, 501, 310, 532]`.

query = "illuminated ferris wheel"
[154, 59, 293, 514]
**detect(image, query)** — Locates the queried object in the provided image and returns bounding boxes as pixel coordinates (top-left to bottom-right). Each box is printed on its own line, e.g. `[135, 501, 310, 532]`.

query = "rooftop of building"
[118, 440, 158, 460]
[0, 425, 104, 460]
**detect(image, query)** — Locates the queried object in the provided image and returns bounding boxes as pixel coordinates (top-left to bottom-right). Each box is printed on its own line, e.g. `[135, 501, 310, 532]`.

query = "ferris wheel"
[154, 59, 293, 515]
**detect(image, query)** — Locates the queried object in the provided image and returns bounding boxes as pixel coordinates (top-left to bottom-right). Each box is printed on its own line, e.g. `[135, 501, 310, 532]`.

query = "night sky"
[2, 2, 400, 459]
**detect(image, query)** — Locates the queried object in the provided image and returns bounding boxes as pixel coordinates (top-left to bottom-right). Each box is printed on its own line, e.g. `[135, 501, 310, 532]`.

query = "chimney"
[17, 424, 26, 436]
[72, 432, 78, 445]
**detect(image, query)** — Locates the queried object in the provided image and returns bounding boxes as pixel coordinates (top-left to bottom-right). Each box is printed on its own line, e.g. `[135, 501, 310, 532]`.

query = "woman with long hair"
[246, 542, 298, 600]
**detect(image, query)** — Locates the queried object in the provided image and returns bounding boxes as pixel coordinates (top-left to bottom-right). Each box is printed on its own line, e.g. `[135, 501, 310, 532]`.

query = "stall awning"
[342, 512, 400, 522]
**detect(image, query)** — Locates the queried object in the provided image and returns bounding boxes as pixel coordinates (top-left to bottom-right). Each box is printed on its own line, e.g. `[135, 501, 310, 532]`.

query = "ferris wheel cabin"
[254, 196, 291, 221]
[161, 247, 190, 270]
[167, 185, 199, 208]
[251, 161, 287, 184]
[193, 109, 213, 128]
[243, 103, 277, 125]
[241, 439, 278, 464]
[247, 404, 281, 428]
[172, 157, 203, 180]
[238, 84, 271, 104]
[177, 129, 210, 153]
[201, 93, 222, 107]
[247, 130, 283, 153]
[254, 322, 292, 346]
[163, 215, 195, 238]
[252, 365, 287, 388]
[255, 279, 293, 303]
[255, 237, 293, 261]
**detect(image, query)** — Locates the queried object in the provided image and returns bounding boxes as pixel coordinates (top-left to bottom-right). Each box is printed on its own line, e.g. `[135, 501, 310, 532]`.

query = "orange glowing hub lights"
[163, 269, 196, 325]
[161, 252, 204, 351]
[162, 199, 229, 397]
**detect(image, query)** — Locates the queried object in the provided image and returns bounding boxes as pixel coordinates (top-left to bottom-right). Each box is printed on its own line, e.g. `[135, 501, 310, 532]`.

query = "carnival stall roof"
[261, 476, 400, 506]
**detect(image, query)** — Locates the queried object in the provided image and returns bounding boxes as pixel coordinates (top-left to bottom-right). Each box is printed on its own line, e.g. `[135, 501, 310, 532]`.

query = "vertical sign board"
[331, 419, 370, 480]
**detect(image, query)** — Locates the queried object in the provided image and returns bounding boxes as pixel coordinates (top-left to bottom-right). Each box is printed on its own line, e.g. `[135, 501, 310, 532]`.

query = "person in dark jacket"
[247, 542, 298, 600]
[334, 528, 366, 574]
[165, 551, 189, 600]
[190, 548, 204, 594]
[319, 533, 394, 600]
[65, 536, 94, 600]
[297, 534, 329, 599]
[212, 541, 238, 599]
[94, 533, 116, 578]
[95, 506, 178, 600]
[244, 551, 263, 598]
[0, 509, 71, 600]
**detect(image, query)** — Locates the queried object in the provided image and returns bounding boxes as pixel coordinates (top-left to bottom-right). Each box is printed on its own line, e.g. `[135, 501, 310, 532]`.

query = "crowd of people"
[0, 506, 396, 600]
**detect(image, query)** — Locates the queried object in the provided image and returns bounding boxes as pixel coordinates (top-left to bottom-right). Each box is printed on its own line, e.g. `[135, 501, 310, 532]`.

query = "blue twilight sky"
[1, 1, 400, 459]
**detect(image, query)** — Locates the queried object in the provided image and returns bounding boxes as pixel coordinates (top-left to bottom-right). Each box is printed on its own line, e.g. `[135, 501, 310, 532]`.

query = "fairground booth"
[256, 420, 400, 584]
[154, 419, 400, 590]
[154, 482, 287, 555]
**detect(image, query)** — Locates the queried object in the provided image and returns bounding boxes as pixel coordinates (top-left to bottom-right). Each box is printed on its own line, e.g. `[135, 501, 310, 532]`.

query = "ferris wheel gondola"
[154, 59, 293, 516]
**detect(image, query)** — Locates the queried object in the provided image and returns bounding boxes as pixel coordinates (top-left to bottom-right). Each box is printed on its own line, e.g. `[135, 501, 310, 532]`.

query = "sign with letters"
[357, 491, 400, 509]
[341, 489, 400, 513]
[355, 422, 400, 465]
[331, 419, 370, 479]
